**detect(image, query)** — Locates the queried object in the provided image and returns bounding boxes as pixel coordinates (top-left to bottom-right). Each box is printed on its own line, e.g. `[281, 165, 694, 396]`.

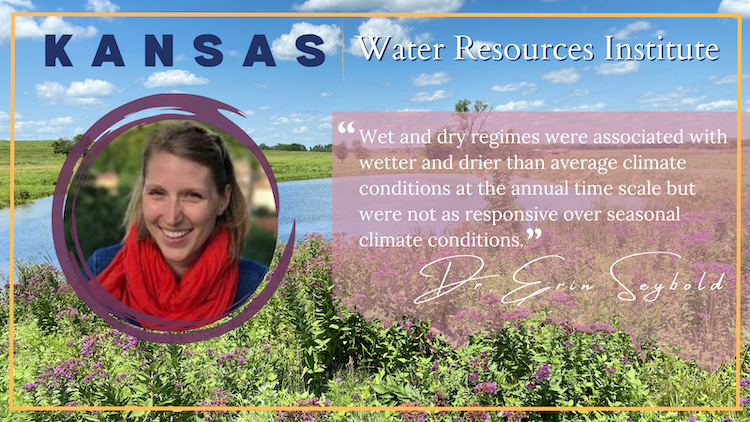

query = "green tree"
[333, 141, 349, 163]
[421, 125, 455, 161]
[51, 136, 76, 155]
[353, 142, 370, 160]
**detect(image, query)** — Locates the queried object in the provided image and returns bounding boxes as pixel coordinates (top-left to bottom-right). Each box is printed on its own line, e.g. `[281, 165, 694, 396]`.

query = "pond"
[1, 177, 649, 277]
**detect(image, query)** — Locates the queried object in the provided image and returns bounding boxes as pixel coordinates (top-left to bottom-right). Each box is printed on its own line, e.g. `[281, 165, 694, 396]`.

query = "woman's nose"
[163, 197, 183, 225]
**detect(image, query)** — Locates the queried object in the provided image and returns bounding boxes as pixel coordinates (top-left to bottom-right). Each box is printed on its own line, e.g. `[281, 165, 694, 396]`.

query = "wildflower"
[563, 340, 573, 348]
[474, 382, 498, 396]
[405, 321, 414, 328]
[603, 364, 616, 374]
[526, 383, 536, 390]
[335, 377, 341, 383]
[468, 371, 479, 383]
[687, 417, 696, 422]
[431, 360, 439, 371]
[741, 398, 748, 405]
[589, 344, 605, 353]
[115, 372, 127, 381]
[534, 363, 551, 382]
[238, 358, 246, 363]
[741, 379, 750, 387]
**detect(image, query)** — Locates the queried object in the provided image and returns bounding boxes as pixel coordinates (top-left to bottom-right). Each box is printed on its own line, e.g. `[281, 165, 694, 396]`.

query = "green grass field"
[262, 150, 332, 182]
[0, 141, 68, 208]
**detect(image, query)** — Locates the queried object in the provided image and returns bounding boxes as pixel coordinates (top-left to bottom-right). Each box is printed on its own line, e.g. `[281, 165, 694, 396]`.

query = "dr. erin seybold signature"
[413, 252, 726, 305]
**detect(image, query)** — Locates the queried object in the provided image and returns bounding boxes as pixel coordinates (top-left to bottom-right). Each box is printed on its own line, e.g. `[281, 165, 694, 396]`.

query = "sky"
[0, 0, 748, 147]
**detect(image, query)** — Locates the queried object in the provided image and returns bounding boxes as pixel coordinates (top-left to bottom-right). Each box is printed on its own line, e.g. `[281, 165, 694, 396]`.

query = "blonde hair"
[123, 121, 249, 258]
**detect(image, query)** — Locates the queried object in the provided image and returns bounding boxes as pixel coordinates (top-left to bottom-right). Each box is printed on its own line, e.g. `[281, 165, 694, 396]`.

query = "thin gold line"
[736, 13, 743, 409]
[9, 12, 744, 18]
[9, 12, 15, 410]
[7, 10, 743, 413]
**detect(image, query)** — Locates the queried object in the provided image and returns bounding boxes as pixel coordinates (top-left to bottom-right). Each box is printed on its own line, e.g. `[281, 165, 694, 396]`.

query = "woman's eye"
[148, 189, 164, 196]
[186, 192, 203, 200]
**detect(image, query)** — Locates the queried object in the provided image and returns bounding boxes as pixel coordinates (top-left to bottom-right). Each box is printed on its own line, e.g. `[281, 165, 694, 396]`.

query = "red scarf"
[98, 226, 239, 331]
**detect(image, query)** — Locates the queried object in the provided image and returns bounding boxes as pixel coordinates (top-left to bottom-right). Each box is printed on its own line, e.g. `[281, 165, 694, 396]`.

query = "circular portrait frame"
[52, 93, 295, 343]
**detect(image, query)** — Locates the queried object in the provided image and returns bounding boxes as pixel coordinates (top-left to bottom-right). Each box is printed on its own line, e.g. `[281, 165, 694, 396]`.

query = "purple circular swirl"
[52, 93, 295, 343]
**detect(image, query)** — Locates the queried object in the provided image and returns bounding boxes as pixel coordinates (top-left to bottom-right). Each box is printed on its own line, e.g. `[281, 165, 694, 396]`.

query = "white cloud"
[541, 68, 582, 85]
[348, 17, 411, 56]
[14, 116, 74, 136]
[270, 113, 320, 125]
[0, 111, 21, 120]
[67, 78, 118, 97]
[242, 109, 255, 115]
[294, 0, 464, 13]
[639, 86, 704, 109]
[567, 89, 589, 96]
[259, 106, 272, 110]
[411, 72, 452, 86]
[654, 29, 667, 37]
[142, 70, 209, 88]
[610, 21, 651, 40]
[491, 81, 537, 94]
[228, 50, 241, 58]
[272, 22, 341, 61]
[708, 74, 749, 84]
[175, 53, 188, 62]
[552, 103, 606, 112]
[593, 61, 640, 75]
[494, 100, 546, 111]
[320, 92, 335, 97]
[14, 16, 98, 40]
[718, 0, 750, 18]
[696, 100, 737, 111]
[85, 0, 119, 13]
[410, 90, 453, 102]
[396, 108, 430, 111]
[49, 116, 74, 124]
[36, 79, 118, 107]
[293, 126, 309, 134]
[253, 83, 268, 88]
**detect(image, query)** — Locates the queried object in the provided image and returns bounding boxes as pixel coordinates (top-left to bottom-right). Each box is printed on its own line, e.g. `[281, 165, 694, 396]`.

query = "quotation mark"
[337, 121, 355, 134]
[526, 228, 542, 240]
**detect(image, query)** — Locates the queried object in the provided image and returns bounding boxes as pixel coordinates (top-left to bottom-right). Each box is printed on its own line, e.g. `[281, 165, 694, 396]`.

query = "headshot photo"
[70, 120, 278, 331]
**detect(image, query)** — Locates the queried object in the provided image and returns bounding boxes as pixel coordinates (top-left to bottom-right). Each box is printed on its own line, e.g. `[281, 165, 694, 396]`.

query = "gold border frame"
[8, 11, 744, 413]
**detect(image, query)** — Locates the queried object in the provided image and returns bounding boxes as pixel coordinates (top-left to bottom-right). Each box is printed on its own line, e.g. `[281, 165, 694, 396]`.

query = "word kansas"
[45, 34, 327, 67]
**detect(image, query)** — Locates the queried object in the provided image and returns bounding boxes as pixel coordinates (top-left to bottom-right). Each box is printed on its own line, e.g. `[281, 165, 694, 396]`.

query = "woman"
[87, 121, 268, 330]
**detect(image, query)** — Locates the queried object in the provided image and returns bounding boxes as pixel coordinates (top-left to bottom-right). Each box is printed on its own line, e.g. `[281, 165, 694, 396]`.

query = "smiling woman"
[85, 121, 270, 331]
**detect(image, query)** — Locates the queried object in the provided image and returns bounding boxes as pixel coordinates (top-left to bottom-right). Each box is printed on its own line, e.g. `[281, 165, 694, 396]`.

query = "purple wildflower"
[474, 382, 497, 396]
[534, 364, 551, 382]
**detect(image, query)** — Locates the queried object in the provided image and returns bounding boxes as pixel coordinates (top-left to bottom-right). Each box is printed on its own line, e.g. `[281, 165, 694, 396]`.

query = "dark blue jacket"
[86, 244, 267, 307]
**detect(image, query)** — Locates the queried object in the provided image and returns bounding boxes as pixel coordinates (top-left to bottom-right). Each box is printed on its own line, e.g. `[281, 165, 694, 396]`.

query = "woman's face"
[142, 152, 230, 277]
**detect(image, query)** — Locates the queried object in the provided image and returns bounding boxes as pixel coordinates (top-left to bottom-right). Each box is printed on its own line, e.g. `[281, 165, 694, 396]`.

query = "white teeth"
[162, 229, 191, 239]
